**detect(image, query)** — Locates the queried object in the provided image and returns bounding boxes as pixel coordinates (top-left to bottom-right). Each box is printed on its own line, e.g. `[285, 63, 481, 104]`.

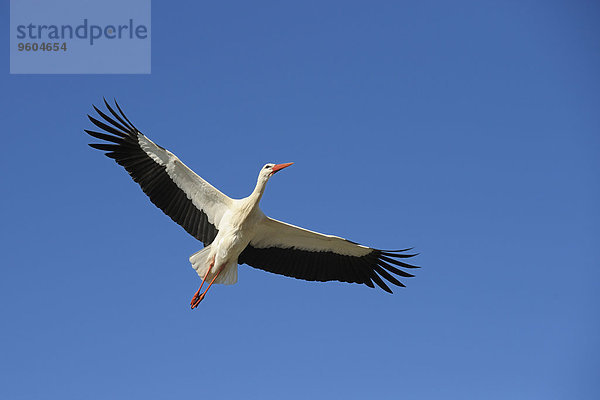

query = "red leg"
[190, 267, 223, 309]
[190, 255, 214, 307]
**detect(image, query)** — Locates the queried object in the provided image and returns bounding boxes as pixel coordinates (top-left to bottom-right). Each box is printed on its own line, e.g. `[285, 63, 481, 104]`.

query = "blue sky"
[1, 1, 599, 399]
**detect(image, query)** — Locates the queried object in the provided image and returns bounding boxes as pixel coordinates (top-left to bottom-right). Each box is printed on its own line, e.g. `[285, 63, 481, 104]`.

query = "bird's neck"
[248, 177, 267, 207]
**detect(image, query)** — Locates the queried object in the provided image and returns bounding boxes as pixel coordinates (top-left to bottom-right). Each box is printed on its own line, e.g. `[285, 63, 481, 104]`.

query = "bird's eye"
[264, 165, 270, 169]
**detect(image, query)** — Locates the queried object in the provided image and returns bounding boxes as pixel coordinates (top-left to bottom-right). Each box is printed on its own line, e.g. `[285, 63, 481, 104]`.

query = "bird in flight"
[85, 100, 419, 308]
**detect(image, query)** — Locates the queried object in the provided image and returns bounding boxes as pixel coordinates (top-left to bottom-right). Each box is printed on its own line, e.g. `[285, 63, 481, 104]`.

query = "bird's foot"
[190, 292, 206, 309]
[190, 288, 201, 306]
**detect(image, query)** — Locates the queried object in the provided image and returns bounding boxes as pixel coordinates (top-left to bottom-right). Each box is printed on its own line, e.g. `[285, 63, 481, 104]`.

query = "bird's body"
[194, 194, 265, 286]
[86, 100, 418, 307]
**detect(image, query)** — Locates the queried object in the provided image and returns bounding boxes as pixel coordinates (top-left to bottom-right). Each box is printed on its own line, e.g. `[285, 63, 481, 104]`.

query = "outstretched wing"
[85, 99, 232, 246]
[238, 217, 418, 293]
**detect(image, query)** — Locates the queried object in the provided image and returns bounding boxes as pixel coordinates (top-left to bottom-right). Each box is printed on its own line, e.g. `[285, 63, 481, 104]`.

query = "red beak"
[271, 162, 294, 174]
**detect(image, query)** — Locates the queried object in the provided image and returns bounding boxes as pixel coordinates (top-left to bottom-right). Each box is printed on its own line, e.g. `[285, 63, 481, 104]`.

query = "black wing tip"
[374, 278, 393, 293]
[84, 128, 101, 136]
[98, 96, 114, 108]
[378, 251, 420, 269]
[380, 248, 419, 258]
[91, 97, 137, 129]
[238, 242, 419, 294]
[91, 98, 110, 114]
[88, 143, 117, 152]
[112, 98, 137, 130]
[102, 97, 115, 114]
[364, 279, 375, 289]
[367, 247, 421, 292]
[382, 247, 414, 252]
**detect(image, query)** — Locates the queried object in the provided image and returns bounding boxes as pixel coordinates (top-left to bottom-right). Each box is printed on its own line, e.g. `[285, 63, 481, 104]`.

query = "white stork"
[86, 100, 418, 308]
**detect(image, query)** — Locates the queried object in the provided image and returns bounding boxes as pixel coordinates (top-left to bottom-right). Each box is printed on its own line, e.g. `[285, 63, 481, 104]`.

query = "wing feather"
[85, 100, 232, 246]
[238, 217, 418, 293]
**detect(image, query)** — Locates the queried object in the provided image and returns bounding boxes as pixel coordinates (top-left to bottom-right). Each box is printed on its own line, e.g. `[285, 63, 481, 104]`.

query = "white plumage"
[86, 100, 419, 307]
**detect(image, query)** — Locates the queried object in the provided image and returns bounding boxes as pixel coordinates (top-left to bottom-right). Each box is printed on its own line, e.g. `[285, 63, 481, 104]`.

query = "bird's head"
[259, 162, 294, 182]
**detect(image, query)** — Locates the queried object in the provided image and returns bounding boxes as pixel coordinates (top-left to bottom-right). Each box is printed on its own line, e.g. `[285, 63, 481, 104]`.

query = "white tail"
[189, 246, 238, 285]
[189, 246, 213, 278]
